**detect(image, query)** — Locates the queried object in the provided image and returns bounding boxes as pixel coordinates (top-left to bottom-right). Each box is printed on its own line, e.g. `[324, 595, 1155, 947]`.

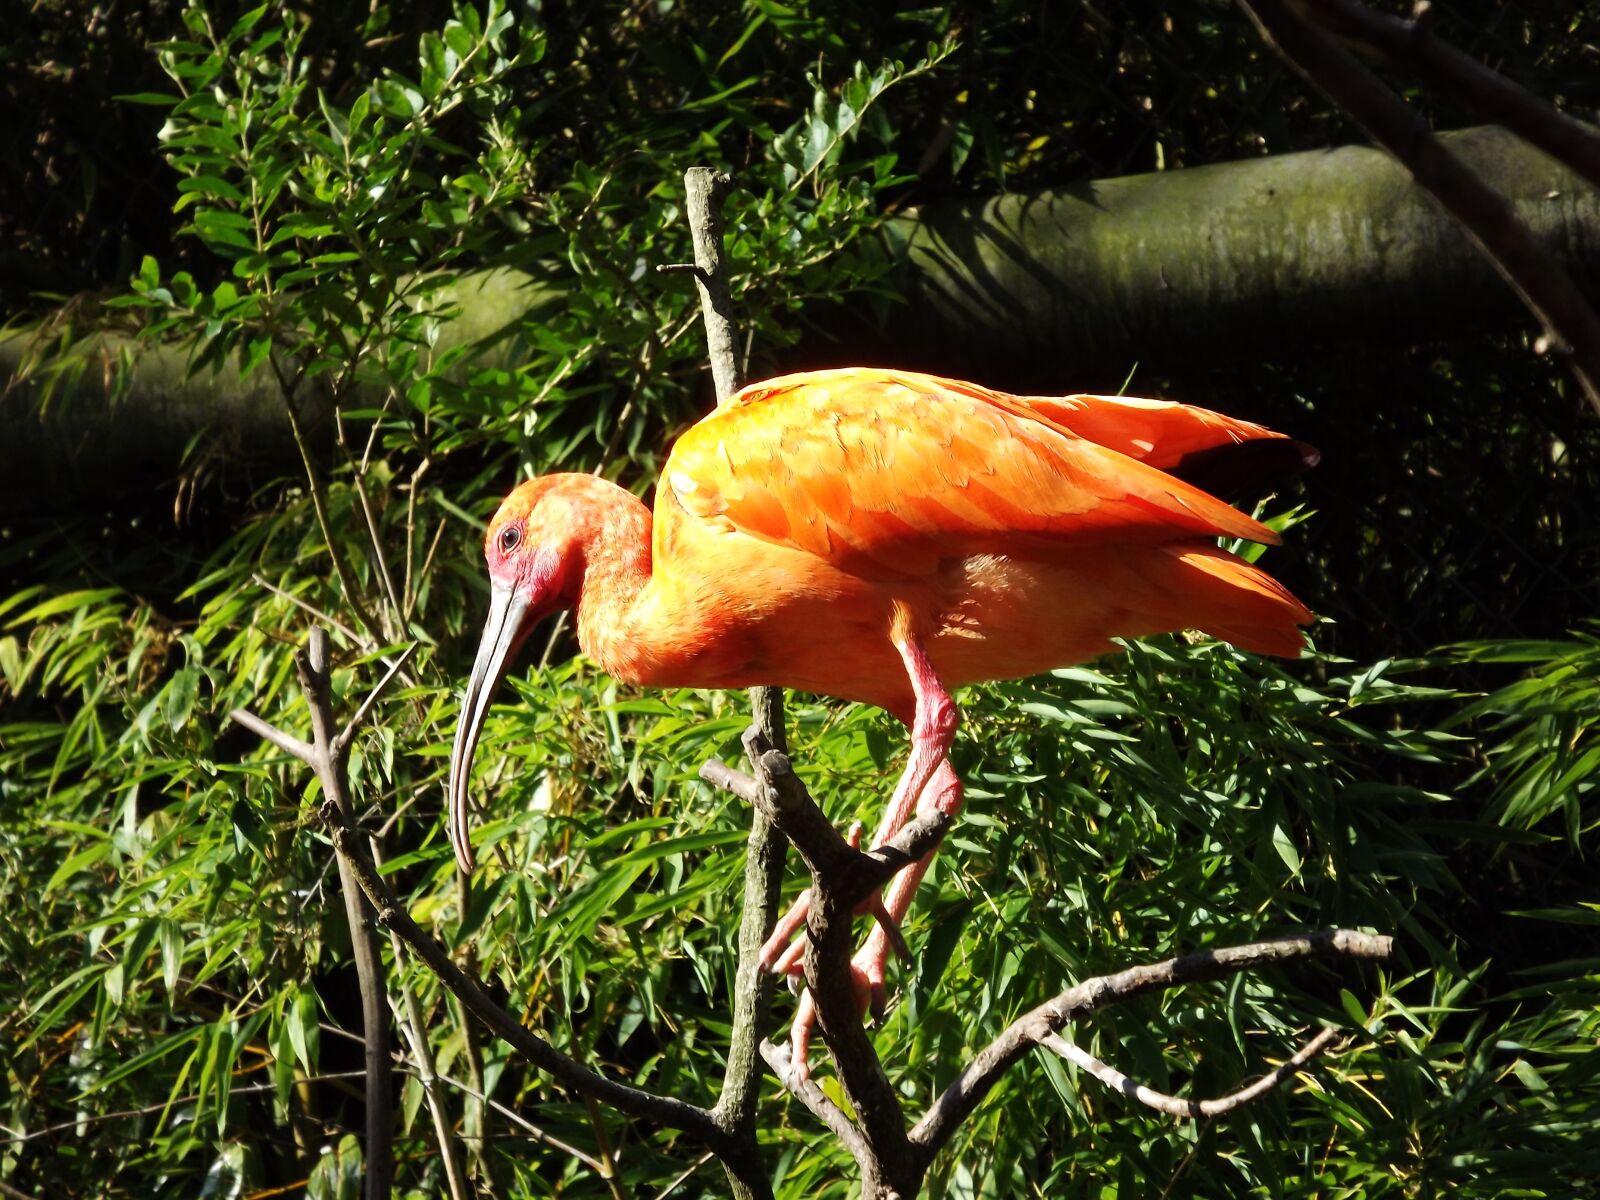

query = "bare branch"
[674, 164, 783, 1200]
[1237, 0, 1600, 415]
[699, 758, 761, 803]
[680, 168, 743, 401]
[739, 745, 919, 1194]
[910, 929, 1392, 1162]
[703, 749, 953, 905]
[742, 737, 858, 878]
[289, 628, 396, 1200]
[1040, 1025, 1342, 1120]
[1300, 0, 1600, 193]
[374, 838, 471, 1200]
[325, 819, 731, 1150]
[760, 1039, 872, 1162]
[228, 706, 314, 765]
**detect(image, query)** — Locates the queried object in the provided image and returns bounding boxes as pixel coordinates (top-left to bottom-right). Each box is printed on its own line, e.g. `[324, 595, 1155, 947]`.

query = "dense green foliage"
[3, 2, 1598, 1197]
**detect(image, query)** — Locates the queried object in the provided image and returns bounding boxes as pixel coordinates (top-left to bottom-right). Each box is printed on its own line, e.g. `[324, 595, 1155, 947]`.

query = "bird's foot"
[786, 932, 896, 1080]
[757, 823, 912, 976]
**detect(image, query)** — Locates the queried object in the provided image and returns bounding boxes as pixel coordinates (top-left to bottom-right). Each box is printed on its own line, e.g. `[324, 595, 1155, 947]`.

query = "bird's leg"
[851, 759, 964, 1000]
[758, 621, 958, 973]
[775, 622, 965, 1076]
[760, 822, 866, 976]
[785, 760, 965, 1077]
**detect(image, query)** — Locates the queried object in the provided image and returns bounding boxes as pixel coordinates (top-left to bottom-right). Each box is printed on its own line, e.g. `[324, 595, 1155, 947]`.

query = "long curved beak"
[448, 579, 530, 873]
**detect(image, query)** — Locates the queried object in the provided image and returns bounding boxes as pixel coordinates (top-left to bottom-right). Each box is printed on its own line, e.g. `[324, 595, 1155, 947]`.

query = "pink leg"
[788, 759, 966, 1077]
[773, 619, 966, 1077]
[758, 620, 958, 971]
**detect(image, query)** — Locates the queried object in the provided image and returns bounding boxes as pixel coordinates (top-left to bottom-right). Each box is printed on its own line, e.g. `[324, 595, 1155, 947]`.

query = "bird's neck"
[572, 489, 658, 684]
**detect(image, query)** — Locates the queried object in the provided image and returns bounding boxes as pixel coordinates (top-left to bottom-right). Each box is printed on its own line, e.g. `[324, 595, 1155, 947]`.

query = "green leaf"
[115, 91, 182, 106]
[45, 840, 112, 891]
[159, 920, 183, 994]
[167, 668, 200, 731]
[289, 987, 320, 1074]
[1270, 822, 1302, 874]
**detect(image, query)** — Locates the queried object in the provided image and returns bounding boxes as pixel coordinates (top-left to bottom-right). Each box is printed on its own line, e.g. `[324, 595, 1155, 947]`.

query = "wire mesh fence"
[3, 0, 1595, 658]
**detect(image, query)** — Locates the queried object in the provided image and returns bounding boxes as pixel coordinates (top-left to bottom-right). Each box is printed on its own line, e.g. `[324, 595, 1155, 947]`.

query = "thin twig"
[250, 572, 421, 690]
[0, 1073, 370, 1145]
[252, 572, 367, 648]
[270, 357, 391, 645]
[335, 406, 407, 638]
[401, 457, 432, 621]
[407, 516, 447, 627]
[1040, 1025, 1342, 1119]
[1237, 0, 1600, 415]
[336, 641, 419, 754]
[429, 1070, 603, 1180]
[229, 706, 314, 763]
[651, 1151, 718, 1200]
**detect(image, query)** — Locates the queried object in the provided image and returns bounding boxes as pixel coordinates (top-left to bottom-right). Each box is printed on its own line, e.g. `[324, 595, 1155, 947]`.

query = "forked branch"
[229, 629, 410, 1200]
[232, 627, 749, 1176]
[700, 728, 1394, 1197]
[1299, 0, 1600, 193]
[1238, 0, 1600, 415]
[907, 930, 1392, 1163]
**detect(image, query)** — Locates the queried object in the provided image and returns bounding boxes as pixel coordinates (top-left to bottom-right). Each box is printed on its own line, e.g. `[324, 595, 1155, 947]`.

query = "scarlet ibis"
[448, 367, 1313, 1063]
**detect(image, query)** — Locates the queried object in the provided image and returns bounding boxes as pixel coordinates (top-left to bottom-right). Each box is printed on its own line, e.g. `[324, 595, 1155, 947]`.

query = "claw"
[785, 941, 896, 1075]
[863, 893, 913, 964]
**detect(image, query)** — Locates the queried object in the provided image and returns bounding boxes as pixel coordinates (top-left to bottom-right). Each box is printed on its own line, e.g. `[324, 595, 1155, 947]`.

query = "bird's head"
[447, 475, 594, 872]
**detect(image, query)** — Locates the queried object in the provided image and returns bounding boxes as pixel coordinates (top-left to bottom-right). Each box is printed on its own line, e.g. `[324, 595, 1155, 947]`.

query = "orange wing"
[660, 368, 1285, 578]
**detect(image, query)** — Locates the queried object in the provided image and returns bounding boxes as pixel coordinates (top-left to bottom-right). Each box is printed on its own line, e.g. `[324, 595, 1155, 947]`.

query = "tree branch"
[680, 168, 743, 402]
[335, 641, 418, 754]
[759, 1039, 872, 1162]
[373, 839, 471, 1200]
[909, 929, 1392, 1163]
[1299, 0, 1600, 194]
[702, 750, 953, 914]
[230, 627, 396, 1200]
[1039, 1025, 1342, 1120]
[675, 165, 785, 1200]
[1237, 0, 1600, 415]
[741, 741, 920, 1195]
[324, 814, 732, 1151]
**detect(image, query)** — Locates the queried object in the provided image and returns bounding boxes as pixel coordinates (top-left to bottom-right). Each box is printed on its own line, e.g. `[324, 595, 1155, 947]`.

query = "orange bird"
[448, 367, 1314, 1061]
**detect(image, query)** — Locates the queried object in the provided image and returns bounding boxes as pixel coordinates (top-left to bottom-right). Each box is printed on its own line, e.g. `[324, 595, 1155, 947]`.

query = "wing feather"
[661, 368, 1285, 578]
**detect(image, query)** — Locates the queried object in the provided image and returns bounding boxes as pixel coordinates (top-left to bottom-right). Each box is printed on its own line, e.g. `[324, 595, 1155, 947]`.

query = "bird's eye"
[498, 525, 522, 555]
